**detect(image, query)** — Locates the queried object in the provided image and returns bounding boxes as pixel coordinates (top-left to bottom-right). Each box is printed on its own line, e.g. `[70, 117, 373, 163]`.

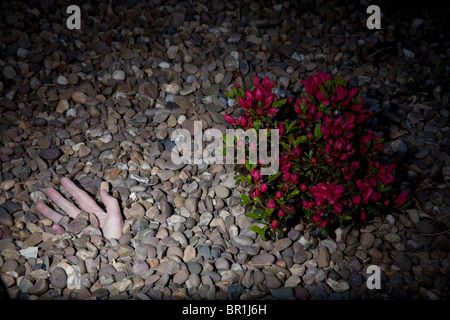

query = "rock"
[124, 202, 146, 219]
[50, 267, 67, 289]
[317, 246, 330, 268]
[271, 287, 295, 300]
[132, 260, 149, 276]
[391, 140, 408, 153]
[392, 251, 412, 271]
[251, 253, 275, 265]
[2, 65, 16, 79]
[213, 185, 230, 199]
[72, 91, 88, 104]
[39, 147, 61, 160]
[173, 269, 190, 284]
[360, 233, 375, 248]
[66, 219, 88, 234]
[185, 198, 198, 213]
[264, 273, 282, 289]
[326, 278, 350, 293]
[384, 233, 401, 243]
[112, 70, 126, 80]
[431, 235, 450, 252]
[274, 238, 292, 252]
[231, 235, 254, 247]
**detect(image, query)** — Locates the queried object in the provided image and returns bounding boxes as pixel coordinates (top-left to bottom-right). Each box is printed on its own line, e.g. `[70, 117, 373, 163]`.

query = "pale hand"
[36, 177, 123, 240]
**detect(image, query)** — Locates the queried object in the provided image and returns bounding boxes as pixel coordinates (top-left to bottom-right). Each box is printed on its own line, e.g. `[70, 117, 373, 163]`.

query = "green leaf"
[320, 228, 328, 238]
[268, 171, 281, 182]
[297, 135, 307, 144]
[281, 141, 291, 149]
[241, 193, 251, 204]
[314, 123, 324, 139]
[250, 225, 262, 234]
[253, 120, 261, 131]
[247, 212, 260, 220]
[287, 190, 300, 199]
[224, 91, 235, 99]
[343, 215, 352, 220]
[272, 98, 287, 109]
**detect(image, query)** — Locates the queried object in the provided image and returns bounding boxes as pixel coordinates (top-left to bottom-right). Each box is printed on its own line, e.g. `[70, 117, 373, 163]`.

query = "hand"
[36, 177, 123, 240]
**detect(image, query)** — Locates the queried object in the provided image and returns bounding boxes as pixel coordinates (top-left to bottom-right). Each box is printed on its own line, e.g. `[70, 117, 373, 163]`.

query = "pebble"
[50, 267, 67, 289]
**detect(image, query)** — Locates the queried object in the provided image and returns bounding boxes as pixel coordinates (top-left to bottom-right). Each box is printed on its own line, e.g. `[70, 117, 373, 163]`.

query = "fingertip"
[36, 201, 45, 211]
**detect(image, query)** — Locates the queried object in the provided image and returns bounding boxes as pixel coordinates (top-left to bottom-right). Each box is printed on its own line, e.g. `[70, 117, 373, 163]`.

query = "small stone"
[2, 66, 16, 79]
[173, 269, 190, 285]
[66, 219, 88, 234]
[112, 70, 126, 80]
[264, 273, 282, 289]
[251, 253, 275, 265]
[326, 278, 350, 293]
[185, 198, 198, 213]
[392, 251, 412, 271]
[360, 233, 375, 248]
[271, 287, 295, 300]
[132, 260, 149, 276]
[317, 246, 330, 268]
[183, 245, 196, 262]
[384, 233, 401, 243]
[213, 185, 230, 198]
[124, 202, 146, 219]
[231, 235, 254, 247]
[274, 238, 292, 252]
[39, 148, 61, 160]
[56, 75, 68, 85]
[391, 140, 408, 153]
[72, 91, 87, 104]
[50, 267, 67, 289]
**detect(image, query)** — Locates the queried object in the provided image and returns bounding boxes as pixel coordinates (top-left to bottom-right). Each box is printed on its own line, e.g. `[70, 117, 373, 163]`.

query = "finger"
[61, 177, 104, 213]
[45, 187, 81, 219]
[36, 202, 64, 223]
[100, 190, 122, 220]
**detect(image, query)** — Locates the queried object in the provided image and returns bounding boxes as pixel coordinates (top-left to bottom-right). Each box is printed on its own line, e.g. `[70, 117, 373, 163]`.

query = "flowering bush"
[224, 71, 409, 240]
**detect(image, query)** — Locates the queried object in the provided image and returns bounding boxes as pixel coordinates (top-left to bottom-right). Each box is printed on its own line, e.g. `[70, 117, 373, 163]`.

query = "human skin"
[36, 177, 123, 240]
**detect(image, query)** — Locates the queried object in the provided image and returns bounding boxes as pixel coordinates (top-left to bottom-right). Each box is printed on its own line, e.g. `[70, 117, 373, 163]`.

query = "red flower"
[259, 183, 268, 192]
[270, 220, 279, 229]
[319, 220, 328, 228]
[278, 209, 286, 217]
[275, 191, 283, 199]
[361, 211, 367, 221]
[267, 199, 276, 209]
[394, 191, 408, 207]
[250, 168, 261, 183]
[224, 115, 237, 125]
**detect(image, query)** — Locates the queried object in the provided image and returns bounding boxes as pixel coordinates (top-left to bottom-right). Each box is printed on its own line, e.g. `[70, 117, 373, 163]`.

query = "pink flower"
[352, 195, 361, 206]
[394, 191, 408, 207]
[270, 220, 279, 229]
[266, 107, 279, 115]
[224, 115, 237, 125]
[250, 168, 261, 183]
[299, 184, 308, 192]
[278, 209, 286, 217]
[319, 220, 328, 228]
[361, 211, 367, 221]
[267, 199, 276, 209]
[333, 203, 343, 214]
[259, 183, 268, 192]
[275, 191, 283, 199]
